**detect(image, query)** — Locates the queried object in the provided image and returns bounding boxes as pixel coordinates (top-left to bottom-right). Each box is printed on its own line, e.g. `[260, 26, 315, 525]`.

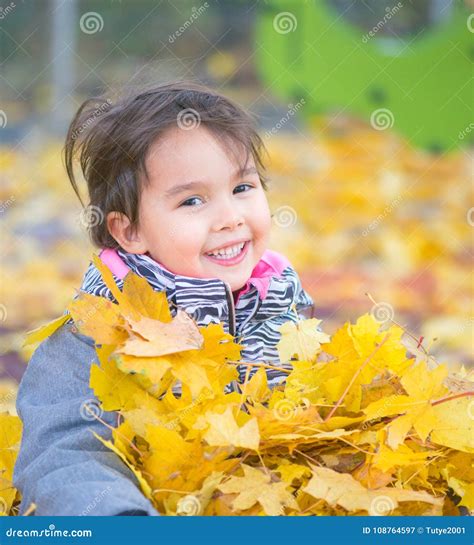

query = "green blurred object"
[255, 0, 473, 151]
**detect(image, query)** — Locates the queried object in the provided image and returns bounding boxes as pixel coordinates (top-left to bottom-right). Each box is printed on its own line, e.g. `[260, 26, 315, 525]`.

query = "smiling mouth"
[203, 241, 250, 265]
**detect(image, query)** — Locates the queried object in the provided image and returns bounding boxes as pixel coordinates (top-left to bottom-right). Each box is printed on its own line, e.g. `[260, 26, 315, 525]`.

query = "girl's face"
[110, 126, 272, 292]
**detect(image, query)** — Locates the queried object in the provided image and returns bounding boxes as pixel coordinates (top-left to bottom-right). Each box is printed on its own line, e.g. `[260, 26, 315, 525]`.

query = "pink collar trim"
[98, 248, 290, 301]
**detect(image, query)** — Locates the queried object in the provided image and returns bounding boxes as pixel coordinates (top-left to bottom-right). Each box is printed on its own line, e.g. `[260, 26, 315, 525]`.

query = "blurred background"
[1, 0, 473, 414]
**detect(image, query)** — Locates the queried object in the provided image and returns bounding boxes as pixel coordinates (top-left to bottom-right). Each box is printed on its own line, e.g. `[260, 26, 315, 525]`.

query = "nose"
[213, 198, 245, 231]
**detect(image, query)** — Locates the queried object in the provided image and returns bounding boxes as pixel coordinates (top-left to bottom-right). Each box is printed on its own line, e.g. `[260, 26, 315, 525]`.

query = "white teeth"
[207, 242, 245, 259]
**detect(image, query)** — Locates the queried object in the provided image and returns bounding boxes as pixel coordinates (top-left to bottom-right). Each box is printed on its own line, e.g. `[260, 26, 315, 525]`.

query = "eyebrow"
[164, 166, 259, 199]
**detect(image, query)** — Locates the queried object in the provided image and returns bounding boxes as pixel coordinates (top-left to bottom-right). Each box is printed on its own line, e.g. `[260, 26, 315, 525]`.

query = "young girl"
[13, 81, 320, 516]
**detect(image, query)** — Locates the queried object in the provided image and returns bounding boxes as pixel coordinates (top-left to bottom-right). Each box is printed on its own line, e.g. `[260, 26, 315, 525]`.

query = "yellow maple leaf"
[202, 406, 260, 451]
[303, 466, 443, 515]
[218, 464, 299, 515]
[277, 318, 329, 361]
[363, 361, 450, 449]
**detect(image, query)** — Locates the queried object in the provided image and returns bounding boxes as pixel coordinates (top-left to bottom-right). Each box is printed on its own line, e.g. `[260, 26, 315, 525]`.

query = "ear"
[106, 211, 148, 254]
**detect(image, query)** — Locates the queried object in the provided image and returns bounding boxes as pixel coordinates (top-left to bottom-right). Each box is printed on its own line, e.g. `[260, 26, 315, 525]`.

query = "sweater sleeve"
[13, 324, 159, 516]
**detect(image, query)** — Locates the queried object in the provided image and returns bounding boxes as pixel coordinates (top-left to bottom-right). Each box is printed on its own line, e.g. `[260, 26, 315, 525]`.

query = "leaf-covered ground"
[3, 259, 472, 517]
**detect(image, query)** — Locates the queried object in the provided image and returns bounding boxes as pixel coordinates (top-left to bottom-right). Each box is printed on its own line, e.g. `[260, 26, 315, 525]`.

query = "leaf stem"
[324, 332, 391, 422]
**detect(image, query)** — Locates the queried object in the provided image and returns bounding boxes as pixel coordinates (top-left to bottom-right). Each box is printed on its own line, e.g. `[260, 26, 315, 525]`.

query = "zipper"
[223, 282, 241, 393]
[223, 282, 236, 336]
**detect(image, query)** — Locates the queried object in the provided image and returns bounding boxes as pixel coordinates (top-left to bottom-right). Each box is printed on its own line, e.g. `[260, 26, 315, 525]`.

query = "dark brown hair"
[64, 80, 269, 249]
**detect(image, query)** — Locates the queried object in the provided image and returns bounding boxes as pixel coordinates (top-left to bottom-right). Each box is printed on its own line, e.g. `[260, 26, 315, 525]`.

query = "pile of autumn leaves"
[4, 255, 474, 517]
